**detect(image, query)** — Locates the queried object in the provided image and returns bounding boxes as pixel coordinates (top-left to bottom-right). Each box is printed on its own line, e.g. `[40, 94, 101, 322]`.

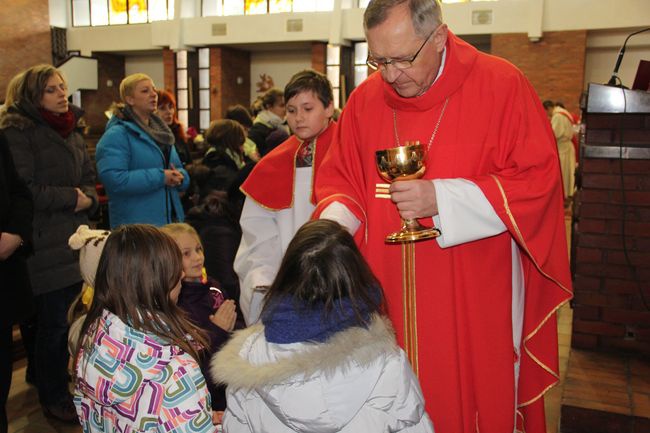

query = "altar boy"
[235, 69, 336, 324]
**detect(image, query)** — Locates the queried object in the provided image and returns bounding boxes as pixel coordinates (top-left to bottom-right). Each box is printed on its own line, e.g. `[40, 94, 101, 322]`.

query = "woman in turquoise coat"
[96, 73, 189, 228]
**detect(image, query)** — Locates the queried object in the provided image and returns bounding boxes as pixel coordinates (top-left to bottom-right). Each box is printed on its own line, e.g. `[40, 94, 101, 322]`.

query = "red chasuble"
[241, 122, 336, 209]
[314, 33, 572, 433]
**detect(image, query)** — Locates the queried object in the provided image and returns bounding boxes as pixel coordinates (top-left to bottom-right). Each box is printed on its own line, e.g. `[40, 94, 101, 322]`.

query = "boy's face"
[286, 91, 334, 143]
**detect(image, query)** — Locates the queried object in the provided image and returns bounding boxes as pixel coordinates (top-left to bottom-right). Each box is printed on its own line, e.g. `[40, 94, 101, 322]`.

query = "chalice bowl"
[375, 141, 441, 243]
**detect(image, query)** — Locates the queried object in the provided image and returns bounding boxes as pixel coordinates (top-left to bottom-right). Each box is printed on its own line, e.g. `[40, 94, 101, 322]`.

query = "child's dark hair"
[284, 69, 333, 108]
[204, 119, 245, 155]
[74, 225, 208, 370]
[225, 104, 253, 129]
[262, 219, 383, 324]
[261, 88, 284, 110]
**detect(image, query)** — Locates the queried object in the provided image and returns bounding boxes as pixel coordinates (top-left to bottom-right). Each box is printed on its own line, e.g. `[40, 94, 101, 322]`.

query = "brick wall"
[162, 48, 176, 96]
[311, 42, 326, 74]
[0, 0, 52, 100]
[491, 31, 587, 115]
[80, 53, 125, 136]
[209, 47, 251, 120]
[572, 113, 650, 356]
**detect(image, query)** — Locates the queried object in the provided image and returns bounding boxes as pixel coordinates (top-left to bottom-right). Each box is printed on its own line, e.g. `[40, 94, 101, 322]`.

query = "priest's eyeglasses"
[366, 29, 435, 71]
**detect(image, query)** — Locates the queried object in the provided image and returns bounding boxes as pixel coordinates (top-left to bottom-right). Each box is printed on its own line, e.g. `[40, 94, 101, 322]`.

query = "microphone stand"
[606, 27, 650, 87]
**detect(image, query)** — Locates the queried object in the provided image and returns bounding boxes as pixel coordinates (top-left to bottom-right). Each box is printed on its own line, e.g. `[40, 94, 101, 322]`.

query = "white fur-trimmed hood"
[211, 314, 397, 389]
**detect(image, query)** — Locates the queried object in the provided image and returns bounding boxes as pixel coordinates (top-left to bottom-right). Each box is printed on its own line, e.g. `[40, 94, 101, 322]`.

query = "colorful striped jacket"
[74, 310, 216, 433]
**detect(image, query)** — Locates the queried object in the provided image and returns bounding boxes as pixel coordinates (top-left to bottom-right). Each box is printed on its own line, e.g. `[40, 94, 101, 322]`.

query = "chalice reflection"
[375, 141, 441, 243]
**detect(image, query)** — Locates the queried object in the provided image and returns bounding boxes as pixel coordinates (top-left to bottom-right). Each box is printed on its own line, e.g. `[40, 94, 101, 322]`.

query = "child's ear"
[325, 101, 335, 119]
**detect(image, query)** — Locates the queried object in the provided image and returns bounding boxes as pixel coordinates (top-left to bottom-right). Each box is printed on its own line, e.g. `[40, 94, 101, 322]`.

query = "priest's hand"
[389, 180, 438, 219]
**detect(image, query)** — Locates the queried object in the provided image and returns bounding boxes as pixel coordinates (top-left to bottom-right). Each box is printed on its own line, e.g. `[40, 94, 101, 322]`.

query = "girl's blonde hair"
[119, 73, 153, 102]
[160, 223, 201, 246]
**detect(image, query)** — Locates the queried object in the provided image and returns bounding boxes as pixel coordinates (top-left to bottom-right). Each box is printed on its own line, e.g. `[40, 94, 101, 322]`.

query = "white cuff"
[433, 178, 506, 248]
[320, 201, 361, 235]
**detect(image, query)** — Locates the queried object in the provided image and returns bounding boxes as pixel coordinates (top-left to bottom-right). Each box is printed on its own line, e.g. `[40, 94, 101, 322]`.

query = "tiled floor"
[6, 358, 80, 433]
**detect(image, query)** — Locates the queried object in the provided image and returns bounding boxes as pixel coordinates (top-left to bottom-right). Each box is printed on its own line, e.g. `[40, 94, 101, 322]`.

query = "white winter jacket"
[211, 315, 434, 433]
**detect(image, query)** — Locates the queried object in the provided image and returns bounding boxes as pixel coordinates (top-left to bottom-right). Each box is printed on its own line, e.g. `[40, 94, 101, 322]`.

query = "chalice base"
[385, 227, 441, 244]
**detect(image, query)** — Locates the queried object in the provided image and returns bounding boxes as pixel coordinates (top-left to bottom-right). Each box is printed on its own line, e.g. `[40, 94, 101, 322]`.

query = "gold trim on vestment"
[240, 137, 314, 212]
[489, 174, 572, 412]
[315, 193, 369, 243]
[401, 242, 419, 376]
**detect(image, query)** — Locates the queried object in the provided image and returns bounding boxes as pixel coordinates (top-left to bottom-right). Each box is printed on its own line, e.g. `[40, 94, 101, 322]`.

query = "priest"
[313, 1, 573, 432]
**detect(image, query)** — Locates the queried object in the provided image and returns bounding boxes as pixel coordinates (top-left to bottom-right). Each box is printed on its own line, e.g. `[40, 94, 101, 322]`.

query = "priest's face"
[366, 3, 448, 98]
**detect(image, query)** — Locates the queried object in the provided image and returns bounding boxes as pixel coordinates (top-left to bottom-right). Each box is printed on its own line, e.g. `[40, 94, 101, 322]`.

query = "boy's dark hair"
[204, 119, 245, 154]
[542, 100, 555, 110]
[262, 219, 383, 325]
[75, 225, 208, 372]
[225, 104, 253, 129]
[284, 69, 334, 108]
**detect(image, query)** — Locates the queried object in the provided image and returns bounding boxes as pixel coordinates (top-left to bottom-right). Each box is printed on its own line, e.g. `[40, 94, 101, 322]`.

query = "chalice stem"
[403, 218, 426, 232]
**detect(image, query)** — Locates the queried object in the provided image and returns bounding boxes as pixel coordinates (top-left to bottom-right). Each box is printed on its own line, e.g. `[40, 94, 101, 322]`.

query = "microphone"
[606, 27, 650, 87]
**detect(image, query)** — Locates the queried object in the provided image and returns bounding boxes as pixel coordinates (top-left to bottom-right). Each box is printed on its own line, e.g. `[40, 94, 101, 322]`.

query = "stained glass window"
[269, 0, 291, 13]
[128, 0, 149, 23]
[72, 0, 173, 26]
[109, 0, 128, 24]
[245, 0, 267, 14]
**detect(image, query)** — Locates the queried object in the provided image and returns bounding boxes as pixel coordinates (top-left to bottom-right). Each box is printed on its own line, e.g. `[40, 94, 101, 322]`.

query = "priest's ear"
[433, 24, 449, 54]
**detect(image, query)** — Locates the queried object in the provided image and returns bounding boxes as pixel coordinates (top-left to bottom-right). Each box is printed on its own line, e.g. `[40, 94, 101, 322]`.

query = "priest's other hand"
[390, 179, 438, 220]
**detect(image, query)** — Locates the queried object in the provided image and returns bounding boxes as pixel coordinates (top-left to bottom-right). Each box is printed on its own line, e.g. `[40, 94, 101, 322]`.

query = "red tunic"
[314, 33, 572, 433]
[241, 122, 336, 209]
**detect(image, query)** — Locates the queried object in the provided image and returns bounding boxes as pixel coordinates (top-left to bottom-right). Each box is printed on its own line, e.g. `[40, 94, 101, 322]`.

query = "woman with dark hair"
[202, 119, 246, 192]
[225, 104, 260, 162]
[0, 64, 98, 422]
[247, 87, 288, 153]
[156, 89, 192, 166]
[73, 224, 217, 432]
[212, 219, 433, 433]
[0, 133, 33, 433]
[96, 73, 189, 228]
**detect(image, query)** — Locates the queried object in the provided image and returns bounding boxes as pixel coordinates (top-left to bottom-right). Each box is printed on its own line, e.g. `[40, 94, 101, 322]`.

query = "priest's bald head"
[364, 0, 449, 98]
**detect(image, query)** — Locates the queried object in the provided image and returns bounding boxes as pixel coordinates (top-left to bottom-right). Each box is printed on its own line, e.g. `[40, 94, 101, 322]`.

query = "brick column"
[311, 42, 327, 74]
[210, 47, 251, 120]
[491, 31, 587, 114]
[162, 48, 176, 95]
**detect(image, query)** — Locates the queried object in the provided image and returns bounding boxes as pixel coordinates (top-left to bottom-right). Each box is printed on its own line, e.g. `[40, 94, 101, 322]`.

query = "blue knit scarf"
[262, 296, 374, 344]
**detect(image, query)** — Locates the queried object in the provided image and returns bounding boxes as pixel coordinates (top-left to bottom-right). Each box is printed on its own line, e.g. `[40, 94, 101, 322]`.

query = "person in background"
[0, 133, 33, 433]
[235, 69, 336, 325]
[96, 73, 189, 228]
[202, 119, 247, 202]
[225, 104, 261, 162]
[212, 219, 434, 433]
[0, 64, 98, 422]
[313, 1, 572, 432]
[156, 89, 192, 166]
[73, 224, 218, 432]
[544, 100, 577, 206]
[247, 87, 288, 153]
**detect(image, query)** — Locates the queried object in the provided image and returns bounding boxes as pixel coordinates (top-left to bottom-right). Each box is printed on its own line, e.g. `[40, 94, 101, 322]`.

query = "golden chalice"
[375, 142, 441, 243]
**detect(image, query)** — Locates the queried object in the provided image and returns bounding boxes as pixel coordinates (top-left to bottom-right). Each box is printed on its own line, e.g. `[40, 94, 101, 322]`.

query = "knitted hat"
[68, 225, 110, 305]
